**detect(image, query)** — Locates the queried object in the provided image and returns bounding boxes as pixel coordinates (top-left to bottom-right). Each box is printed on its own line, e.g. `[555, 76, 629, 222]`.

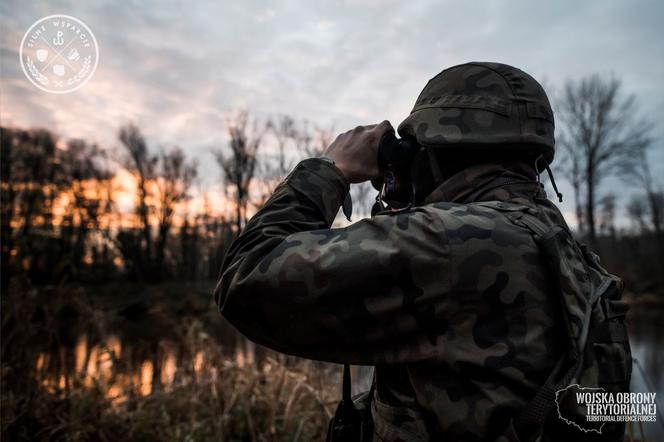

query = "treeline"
[0, 113, 379, 290]
[1, 123, 218, 287]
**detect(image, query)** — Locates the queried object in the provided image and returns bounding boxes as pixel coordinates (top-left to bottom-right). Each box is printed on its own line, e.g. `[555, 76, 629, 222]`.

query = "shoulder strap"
[328, 364, 363, 441]
[497, 209, 589, 439]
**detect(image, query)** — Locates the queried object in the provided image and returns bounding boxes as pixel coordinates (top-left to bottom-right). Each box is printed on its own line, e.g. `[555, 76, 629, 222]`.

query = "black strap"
[342, 193, 353, 221]
[327, 364, 363, 442]
[343, 364, 352, 404]
[545, 166, 563, 203]
[341, 363, 360, 419]
[514, 354, 581, 439]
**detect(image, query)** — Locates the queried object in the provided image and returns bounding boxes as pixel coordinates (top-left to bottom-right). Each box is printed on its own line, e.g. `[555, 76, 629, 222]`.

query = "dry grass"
[3, 353, 340, 441]
[1, 284, 341, 441]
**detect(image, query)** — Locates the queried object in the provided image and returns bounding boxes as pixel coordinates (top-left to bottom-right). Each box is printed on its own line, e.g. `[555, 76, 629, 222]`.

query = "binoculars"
[371, 130, 421, 214]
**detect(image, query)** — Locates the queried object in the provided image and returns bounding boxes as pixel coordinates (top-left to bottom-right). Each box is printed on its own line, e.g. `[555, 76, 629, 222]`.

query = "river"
[627, 305, 664, 440]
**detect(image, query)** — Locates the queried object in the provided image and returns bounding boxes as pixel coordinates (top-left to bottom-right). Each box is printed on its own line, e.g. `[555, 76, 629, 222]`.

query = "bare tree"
[623, 148, 663, 239]
[255, 115, 299, 202]
[0, 128, 64, 282]
[627, 196, 648, 234]
[212, 111, 264, 234]
[212, 112, 265, 367]
[258, 117, 327, 201]
[14, 129, 59, 238]
[267, 115, 297, 178]
[298, 125, 333, 158]
[650, 192, 664, 236]
[60, 139, 113, 269]
[558, 132, 585, 233]
[155, 147, 197, 273]
[557, 74, 653, 245]
[119, 124, 158, 268]
[598, 193, 616, 240]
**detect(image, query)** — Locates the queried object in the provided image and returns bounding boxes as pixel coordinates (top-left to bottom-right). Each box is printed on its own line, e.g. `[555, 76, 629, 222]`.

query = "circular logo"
[19, 15, 99, 94]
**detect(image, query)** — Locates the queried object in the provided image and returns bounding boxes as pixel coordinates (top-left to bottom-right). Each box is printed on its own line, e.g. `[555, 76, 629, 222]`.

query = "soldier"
[214, 62, 631, 441]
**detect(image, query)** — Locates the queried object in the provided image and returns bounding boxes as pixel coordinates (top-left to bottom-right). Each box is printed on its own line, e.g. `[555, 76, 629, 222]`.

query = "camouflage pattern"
[398, 62, 556, 164]
[215, 158, 584, 441]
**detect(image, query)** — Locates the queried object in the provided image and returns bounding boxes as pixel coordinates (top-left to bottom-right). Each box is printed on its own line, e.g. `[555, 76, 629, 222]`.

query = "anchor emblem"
[53, 31, 64, 46]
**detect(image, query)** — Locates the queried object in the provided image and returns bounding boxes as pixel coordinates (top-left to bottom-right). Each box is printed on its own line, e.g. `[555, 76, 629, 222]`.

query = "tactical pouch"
[327, 364, 374, 442]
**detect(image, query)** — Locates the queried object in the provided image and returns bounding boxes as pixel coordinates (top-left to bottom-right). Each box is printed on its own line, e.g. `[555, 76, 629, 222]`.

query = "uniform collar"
[421, 161, 545, 205]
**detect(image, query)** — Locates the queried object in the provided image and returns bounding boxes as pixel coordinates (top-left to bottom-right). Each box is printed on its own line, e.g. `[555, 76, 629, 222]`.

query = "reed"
[1, 284, 341, 441]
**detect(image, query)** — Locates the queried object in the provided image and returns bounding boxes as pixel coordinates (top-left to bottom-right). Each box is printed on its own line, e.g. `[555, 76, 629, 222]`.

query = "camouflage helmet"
[398, 62, 555, 164]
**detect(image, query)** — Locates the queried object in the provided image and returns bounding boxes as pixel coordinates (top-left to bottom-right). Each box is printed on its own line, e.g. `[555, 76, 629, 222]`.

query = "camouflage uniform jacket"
[215, 158, 568, 441]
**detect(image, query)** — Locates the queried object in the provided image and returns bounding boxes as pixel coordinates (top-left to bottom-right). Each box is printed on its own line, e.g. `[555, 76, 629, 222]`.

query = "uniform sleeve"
[214, 158, 451, 365]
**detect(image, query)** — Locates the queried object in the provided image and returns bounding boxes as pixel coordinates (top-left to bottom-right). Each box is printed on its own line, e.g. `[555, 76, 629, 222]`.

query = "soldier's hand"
[324, 120, 393, 183]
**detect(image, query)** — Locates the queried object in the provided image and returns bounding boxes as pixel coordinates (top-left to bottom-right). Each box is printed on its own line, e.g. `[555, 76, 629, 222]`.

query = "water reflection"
[32, 308, 663, 439]
[34, 333, 232, 409]
[628, 306, 664, 440]
[36, 334, 155, 406]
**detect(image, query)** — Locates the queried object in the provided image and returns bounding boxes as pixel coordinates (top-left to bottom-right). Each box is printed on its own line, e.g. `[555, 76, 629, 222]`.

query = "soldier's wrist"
[287, 158, 350, 224]
[315, 156, 350, 188]
[318, 155, 335, 165]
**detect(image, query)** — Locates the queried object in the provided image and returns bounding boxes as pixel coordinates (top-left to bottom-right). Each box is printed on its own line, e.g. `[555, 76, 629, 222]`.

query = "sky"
[1, 0, 663, 225]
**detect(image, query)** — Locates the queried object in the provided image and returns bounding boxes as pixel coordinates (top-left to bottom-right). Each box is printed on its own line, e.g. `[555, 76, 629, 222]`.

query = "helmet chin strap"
[534, 154, 563, 203]
[546, 167, 563, 203]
